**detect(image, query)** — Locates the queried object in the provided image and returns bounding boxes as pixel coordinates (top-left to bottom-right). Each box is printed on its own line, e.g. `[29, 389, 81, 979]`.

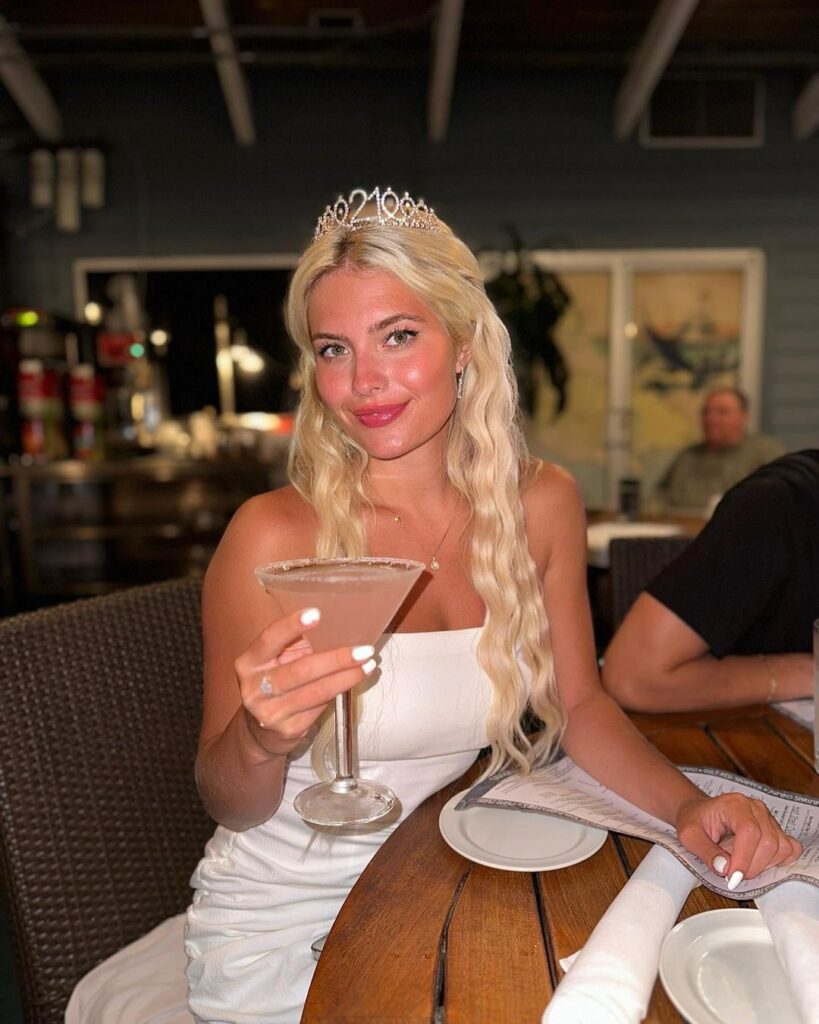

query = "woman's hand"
[235, 607, 377, 758]
[675, 792, 802, 887]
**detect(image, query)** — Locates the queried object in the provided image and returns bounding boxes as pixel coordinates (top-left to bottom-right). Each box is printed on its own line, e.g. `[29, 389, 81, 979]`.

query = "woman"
[67, 188, 800, 1024]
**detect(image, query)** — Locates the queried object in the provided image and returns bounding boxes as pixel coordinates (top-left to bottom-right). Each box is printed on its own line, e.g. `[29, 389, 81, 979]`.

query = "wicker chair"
[0, 577, 214, 1024]
[608, 536, 692, 631]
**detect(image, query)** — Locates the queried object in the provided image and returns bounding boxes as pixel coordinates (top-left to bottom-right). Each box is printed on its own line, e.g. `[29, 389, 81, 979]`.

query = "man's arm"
[601, 593, 812, 712]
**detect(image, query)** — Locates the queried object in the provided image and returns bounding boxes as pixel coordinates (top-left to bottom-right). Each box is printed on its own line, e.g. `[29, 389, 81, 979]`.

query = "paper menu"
[457, 756, 819, 899]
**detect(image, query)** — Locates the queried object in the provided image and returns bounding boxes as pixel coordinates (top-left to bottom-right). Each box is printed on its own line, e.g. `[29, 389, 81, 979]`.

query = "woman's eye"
[317, 343, 347, 360]
[386, 328, 418, 347]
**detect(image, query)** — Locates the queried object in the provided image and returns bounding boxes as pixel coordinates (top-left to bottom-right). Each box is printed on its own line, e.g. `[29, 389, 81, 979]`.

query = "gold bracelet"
[757, 654, 778, 703]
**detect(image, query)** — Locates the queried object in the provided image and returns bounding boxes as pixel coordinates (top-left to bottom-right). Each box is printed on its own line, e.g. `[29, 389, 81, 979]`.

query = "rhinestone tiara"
[313, 186, 442, 242]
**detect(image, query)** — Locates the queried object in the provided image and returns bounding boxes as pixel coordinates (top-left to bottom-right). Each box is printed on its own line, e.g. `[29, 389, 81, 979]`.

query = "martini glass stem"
[331, 691, 356, 793]
[255, 556, 424, 825]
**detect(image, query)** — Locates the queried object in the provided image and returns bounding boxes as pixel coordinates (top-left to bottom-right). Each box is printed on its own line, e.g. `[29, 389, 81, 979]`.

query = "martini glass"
[255, 556, 424, 826]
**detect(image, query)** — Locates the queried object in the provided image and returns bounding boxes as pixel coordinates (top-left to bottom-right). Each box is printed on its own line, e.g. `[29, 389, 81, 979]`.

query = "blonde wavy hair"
[284, 211, 565, 778]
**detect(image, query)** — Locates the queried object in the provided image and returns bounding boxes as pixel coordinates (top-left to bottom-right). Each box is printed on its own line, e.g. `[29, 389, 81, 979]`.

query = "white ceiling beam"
[0, 15, 62, 142]
[199, 0, 255, 146]
[793, 73, 819, 140]
[427, 0, 464, 143]
[613, 0, 702, 141]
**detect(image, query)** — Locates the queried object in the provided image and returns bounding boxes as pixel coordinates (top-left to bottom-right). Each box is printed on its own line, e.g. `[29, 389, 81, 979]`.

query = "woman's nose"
[351, 355, 387, 397]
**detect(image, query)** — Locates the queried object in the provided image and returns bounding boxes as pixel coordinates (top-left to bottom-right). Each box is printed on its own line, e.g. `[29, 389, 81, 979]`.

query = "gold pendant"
[430, 555, 440, 571]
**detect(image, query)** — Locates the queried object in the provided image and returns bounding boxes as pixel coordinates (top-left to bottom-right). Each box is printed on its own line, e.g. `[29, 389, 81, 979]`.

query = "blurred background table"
[0, 455, 286, 613]
[584, 510, 707, 652]
[585, 509, 707, 569]
[302, 703, 815, 1024]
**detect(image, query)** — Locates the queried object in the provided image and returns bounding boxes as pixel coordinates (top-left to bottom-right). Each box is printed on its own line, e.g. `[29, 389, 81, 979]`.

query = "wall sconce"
[28, 145, 107, 233]
[55, 148, 80, 233]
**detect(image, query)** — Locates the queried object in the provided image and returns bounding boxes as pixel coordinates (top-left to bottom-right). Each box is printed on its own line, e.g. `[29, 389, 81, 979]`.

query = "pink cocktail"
[255, 557, 424, 826]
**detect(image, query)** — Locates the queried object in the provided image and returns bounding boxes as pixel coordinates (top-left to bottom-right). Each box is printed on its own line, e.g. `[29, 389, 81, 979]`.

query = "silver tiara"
[313, 186, 442, 242]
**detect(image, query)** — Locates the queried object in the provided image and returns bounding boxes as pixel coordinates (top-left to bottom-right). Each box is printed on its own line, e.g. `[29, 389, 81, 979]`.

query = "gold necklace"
[384, 508, 457, 572]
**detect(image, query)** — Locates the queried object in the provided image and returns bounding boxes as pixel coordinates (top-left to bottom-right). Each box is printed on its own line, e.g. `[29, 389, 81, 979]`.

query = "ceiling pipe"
[0, 14, 62, 141]
[793, 73, 819, 140]
[613, 0, 702, 141]
[427, 0, 464, 143]
[198, 0, 256, 146]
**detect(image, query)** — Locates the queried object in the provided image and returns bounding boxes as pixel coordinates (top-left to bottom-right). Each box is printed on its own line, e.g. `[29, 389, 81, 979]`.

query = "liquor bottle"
[17, 358, 69, 461]
[617, 477, 641, 521]
[68, 363, 105, 460]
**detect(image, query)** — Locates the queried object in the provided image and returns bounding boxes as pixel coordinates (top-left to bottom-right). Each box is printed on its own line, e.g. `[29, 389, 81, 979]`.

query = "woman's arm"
[195, 493, 375, 832]
[528, 465, 801, 882]
[602, 594, 812, 711]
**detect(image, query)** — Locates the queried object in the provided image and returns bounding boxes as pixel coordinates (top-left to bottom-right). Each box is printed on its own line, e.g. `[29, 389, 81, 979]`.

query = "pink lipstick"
[352, 403, 408, 428]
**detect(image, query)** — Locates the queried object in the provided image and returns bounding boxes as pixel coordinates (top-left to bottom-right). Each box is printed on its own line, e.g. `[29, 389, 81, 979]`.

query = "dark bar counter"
[0, 455, 286, 614]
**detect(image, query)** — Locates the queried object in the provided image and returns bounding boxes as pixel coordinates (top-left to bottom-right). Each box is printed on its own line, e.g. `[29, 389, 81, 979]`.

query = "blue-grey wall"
[1, 66, 817, 448]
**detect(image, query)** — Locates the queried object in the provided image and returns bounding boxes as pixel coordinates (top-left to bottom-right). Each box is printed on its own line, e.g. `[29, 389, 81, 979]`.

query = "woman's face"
[307, 267, 469, 464]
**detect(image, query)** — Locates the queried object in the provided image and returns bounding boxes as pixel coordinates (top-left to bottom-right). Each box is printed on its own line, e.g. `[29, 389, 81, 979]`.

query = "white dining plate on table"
[438, 791, 607, 871]
[659, 908, 800, 1024]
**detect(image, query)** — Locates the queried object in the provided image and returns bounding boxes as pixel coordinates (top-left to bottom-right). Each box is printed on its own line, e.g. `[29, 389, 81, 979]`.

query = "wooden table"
[302, 704, 817, 1023]
[586, 509, 707, 539]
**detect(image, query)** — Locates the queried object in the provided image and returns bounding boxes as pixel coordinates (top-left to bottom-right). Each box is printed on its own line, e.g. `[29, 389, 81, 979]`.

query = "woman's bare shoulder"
[520, 460, 586, 571]
[523, 459, 584, 516]
[234, 484, 314, 530]
[209, 484, 317, 575]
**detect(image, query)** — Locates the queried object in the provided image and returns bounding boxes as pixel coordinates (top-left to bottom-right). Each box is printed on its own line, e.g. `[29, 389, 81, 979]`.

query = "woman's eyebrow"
[310, 331, 348, 344]
[310, 314, 424, 344]
[369, 313, 424, 333]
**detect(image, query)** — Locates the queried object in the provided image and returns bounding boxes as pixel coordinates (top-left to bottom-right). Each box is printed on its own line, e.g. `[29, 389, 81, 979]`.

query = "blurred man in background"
[656, 387, 784, 510]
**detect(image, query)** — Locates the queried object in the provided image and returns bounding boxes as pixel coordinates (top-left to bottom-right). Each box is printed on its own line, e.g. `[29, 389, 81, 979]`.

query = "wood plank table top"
[586, 509, 708, 537]
[301, 704, 816, 1024]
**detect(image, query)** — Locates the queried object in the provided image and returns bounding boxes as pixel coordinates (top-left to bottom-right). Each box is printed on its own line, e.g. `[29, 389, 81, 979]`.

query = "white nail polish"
[712, 855, 728, 874]
[727, 870, 744, 891]
[351, 645, 375, 662]
[300, 607, 320, 626]
[360, 658, 377, 675]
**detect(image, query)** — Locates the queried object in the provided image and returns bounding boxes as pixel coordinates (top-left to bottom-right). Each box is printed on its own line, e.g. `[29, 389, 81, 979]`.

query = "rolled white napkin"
[756, 881, 819, 1024]
[542, 845, 697, 1024]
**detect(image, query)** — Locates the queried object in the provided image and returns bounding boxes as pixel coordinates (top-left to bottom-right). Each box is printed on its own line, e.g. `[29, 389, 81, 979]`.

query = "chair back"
[0, 577, 213, 1024]
[609, 536, 692, 630]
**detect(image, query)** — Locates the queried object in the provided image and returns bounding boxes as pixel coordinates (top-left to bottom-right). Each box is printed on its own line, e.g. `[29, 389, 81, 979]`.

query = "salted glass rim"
[254, 555, 426, 583]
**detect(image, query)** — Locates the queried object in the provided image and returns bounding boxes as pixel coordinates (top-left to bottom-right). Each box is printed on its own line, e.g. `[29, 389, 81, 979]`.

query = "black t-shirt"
[647, 450, 819, 658]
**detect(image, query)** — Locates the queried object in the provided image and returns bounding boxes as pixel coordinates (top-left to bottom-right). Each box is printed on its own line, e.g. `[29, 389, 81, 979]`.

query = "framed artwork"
[528, 269, 610, 508]
[482, 248, 764, 508]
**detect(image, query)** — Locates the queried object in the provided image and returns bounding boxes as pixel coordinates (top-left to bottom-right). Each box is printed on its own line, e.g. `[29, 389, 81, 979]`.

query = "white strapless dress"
[65, 627, 493, 1024]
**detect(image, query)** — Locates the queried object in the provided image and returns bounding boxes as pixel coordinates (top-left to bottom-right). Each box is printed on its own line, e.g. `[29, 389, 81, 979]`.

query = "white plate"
[438, 791, 607, 872]
[659, 909, 800, 1024]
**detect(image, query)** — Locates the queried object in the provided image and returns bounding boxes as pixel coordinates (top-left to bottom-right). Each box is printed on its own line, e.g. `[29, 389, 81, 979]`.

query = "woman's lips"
[352, 402, 409, 428]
